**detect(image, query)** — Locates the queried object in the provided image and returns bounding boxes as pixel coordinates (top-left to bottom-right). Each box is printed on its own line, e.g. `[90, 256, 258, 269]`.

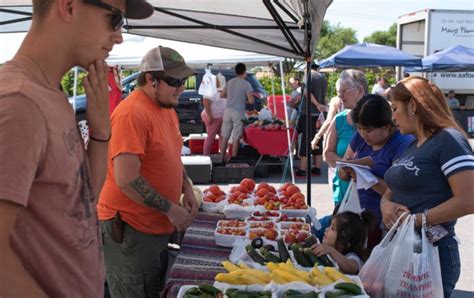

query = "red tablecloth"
[243, 127, 297, 156]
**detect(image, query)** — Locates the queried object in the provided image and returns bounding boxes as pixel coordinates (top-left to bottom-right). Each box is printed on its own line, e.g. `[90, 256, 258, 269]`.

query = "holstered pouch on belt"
[111, 212, 125, 243]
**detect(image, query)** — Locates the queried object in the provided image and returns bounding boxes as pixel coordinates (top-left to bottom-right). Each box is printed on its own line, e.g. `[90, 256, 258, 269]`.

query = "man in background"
[297, 63, 328, 176]
[447, 90, 460, 109]
[219, 63, 254, 161]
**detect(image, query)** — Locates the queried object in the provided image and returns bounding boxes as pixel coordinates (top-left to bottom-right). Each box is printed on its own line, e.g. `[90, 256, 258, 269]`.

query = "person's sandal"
[311, 167, 321, 176]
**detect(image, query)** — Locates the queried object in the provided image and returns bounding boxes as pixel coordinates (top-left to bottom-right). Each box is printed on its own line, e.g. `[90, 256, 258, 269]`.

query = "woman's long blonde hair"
[390, 76, 465, 136]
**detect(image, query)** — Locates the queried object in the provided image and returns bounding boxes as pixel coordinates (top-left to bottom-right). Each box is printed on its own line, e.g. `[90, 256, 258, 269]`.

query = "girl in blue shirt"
[339, 95, 413, 252]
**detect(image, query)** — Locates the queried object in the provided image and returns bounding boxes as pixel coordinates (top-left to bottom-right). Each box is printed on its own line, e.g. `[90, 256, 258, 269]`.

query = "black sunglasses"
[84, 0, 125, 31]
[155, 75, 187, 88]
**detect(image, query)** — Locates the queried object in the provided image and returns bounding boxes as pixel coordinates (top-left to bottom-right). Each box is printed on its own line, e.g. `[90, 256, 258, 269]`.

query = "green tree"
[363, 23, 397, 47]
[61, 69, 87, 96]
[315, 20, 358, 60]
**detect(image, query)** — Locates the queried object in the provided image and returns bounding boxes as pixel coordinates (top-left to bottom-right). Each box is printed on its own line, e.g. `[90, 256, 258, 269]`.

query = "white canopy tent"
[0, 32, 284, 67]
[0, 0, 331, 58]
[106, 35, 285, 68]
[0, 0, 333, 199]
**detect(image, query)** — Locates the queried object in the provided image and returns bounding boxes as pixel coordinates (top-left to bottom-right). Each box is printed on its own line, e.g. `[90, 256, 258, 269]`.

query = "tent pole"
[303, 0, 312, 207]
[271, 72, 276, 115]
[73, 67, 79, 113]
[305, 60, 312, 207]
[279, 60, 295, 183]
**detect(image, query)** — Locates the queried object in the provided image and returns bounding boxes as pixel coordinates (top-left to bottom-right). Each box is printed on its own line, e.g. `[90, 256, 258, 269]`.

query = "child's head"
[323, 211, 375, 255]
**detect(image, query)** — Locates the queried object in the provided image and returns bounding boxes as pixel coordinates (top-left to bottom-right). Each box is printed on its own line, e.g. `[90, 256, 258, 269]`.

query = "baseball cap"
[140, 46, 195, 79]
[125, 0, 154, 19]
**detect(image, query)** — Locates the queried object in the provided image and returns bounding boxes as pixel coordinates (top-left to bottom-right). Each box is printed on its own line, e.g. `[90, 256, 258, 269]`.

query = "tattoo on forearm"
[130, 176, 171, 212]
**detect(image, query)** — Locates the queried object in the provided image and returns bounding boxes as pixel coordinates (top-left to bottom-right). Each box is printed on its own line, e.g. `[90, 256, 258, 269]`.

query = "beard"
[156, 101, 178, 109]
[154, 95, 179, 109]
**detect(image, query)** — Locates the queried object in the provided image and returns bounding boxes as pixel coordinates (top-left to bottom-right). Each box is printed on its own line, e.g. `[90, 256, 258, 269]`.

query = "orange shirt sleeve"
[109, 114, 148, 161]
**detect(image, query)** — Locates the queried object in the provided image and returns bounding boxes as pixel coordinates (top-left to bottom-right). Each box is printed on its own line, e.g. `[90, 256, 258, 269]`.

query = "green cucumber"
[225, 289, 238, 297]
[291, 244, 311, 267]
[304, 235, 318, 247]
[284, 290, 318, 298]
[318, 255, 334, 267]
[283, 289, 303, 297]
[198, 284, 222, 296]
[277, 238, 290, 262]
[246, 245, 266, 265]
[227, 290, 266, 298]
[303, 248, 319, 266]
[334, 282, 363, 295]
[325, 290, 351, 297]
[260, 247, 281, 263]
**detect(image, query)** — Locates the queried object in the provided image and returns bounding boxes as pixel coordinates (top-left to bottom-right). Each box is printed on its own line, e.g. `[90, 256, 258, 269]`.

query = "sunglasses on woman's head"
[83, 0, 125, 31]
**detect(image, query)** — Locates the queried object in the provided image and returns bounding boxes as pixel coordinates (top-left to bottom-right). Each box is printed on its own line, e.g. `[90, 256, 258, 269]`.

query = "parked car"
[69, 68, 267, 135]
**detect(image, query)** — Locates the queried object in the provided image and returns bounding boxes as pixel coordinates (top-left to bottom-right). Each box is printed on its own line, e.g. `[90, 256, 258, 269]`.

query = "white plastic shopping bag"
[198, 69, 217, 98]
[216, 71, 226, 91]
[359, 214, 443, 298]
[316, 112, 325, 129]
[337, 181, 364, 215]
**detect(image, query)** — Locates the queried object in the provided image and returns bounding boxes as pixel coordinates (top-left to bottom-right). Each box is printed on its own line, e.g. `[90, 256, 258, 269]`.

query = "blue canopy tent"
[408, 45, 474, 72]
[319, 43, 422, 68]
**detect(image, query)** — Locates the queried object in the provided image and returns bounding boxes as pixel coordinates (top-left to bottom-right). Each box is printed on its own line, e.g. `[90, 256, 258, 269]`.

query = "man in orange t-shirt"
[97, 46, 198, 297]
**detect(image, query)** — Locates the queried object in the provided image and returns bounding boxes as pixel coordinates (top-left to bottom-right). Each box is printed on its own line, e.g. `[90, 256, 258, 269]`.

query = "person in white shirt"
[371, 77, 385, 96]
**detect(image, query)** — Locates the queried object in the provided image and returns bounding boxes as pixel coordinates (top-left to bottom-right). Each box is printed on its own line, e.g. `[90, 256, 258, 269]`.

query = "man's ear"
[146, 73, 156, 87]
[56, 0, 75, 23]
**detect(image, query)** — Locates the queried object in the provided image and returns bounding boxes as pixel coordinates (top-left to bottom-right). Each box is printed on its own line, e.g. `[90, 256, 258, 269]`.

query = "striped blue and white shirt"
[385, 128, 474, 238]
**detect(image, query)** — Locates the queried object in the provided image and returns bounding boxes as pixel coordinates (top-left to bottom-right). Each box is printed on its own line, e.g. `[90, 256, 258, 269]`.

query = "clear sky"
[324, 0, 474, 41]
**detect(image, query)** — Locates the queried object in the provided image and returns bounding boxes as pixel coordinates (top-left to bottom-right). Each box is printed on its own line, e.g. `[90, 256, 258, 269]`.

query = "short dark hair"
[311, 63, 319, 70]
[235, 63, 246, 75]
[448, 90, 455, 93]
[32, 0, 54, 18]
[352, 94, 392, 128]
[333, 211, 375, 257]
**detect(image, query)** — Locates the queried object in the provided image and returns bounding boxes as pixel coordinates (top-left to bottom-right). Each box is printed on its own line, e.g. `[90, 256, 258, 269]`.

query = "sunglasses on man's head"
[83, 0, 125, 31]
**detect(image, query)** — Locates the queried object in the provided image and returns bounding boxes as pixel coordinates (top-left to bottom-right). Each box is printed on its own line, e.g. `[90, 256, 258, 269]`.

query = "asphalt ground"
[195, 139, 474, 297]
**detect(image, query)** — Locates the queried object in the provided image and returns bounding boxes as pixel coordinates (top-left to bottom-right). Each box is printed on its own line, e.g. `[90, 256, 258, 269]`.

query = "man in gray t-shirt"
[296, 63, 328, 176]
[219, 63, 254, 160]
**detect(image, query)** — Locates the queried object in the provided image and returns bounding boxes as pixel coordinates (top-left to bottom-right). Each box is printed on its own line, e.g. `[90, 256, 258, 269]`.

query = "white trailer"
[397, 9, 474, 95]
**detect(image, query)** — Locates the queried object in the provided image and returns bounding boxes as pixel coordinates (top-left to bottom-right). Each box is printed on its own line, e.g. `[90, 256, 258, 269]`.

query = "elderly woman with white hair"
[323, 69, 368, 210]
